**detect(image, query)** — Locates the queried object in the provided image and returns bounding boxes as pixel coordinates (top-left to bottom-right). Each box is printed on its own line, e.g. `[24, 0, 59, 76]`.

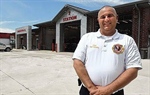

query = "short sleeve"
[72, 34, 88, 63]
[125, 37, 142, 70]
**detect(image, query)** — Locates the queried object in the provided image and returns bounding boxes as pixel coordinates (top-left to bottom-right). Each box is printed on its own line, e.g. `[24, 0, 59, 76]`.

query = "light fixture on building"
[129, 20, 132, 22]
[35, 35, 39, 37]
[122, 20, 128, 23]
[68, 26, 78, 29]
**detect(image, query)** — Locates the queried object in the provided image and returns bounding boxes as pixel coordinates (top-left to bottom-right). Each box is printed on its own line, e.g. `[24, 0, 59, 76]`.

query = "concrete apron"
[0, 49, 149, 95]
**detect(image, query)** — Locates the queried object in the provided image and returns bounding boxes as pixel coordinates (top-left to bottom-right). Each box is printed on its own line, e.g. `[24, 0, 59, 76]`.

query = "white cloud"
[21, 20, 40, 24]
[14, 0, 32, 9]
[0, 20, 39, 33]
[0, 21, 15, 25]
[0, 28, 15, 33]
[0, 20, 39, 25]
[57, 0, 138, 5]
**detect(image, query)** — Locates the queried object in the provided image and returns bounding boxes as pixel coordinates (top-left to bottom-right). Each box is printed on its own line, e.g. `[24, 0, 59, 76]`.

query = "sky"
[0, 0, 140, 33]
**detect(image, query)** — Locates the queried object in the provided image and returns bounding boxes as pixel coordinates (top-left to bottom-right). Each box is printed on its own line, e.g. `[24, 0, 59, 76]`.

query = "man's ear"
[97, 17, 99, 22]
[116, 15, 119, 22]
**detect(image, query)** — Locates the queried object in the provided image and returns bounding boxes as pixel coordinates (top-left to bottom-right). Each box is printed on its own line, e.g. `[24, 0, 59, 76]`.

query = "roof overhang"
[52, 4, 89, 22]
[33, 1, 150, 28]
[87, 0, 150, 17]
[33, 4, 89, 28]
[33, 21, 56, 29]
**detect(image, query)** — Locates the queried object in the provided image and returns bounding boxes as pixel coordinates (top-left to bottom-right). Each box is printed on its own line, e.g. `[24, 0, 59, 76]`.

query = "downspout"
[148, 0, 150, 59]
[135, 4, 141, 48]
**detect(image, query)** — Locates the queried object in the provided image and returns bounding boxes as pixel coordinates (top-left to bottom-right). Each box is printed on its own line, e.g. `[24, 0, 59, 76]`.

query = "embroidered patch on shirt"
[112, 44, 124, 54]
[90, 44, 99, 48]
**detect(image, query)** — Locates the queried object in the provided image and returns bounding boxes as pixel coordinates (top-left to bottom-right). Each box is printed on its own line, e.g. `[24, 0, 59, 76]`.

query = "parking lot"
[0, 49, 150, 95]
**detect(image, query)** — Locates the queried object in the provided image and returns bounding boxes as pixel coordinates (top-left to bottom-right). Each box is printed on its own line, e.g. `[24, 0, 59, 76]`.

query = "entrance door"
[20, 37, 23, 49]
[60, 23, 65, 52]
[63, 20, 81, 52]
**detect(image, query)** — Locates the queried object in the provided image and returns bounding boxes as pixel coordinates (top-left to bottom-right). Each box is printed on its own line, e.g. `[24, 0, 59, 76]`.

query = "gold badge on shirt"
[90, 44, 99, 48]
[112, 44, 124, 54]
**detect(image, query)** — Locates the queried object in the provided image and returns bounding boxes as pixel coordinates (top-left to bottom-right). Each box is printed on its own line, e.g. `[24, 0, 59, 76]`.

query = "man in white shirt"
[72, 5, 142, 95]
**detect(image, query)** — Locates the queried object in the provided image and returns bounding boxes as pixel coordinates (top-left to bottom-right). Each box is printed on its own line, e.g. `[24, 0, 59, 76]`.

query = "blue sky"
[0, 0, 140, 33]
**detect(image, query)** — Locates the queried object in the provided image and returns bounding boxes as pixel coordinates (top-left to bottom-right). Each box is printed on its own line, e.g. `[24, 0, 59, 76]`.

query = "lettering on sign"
[63, 16, 77, 22]
[17, 29, 26, 32]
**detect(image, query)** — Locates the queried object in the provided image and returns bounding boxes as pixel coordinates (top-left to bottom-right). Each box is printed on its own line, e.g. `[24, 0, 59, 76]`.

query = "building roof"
[52, 4, 89, 22]
[87, 0, 150, 17]
[33, 4, 89, 28]
[114, 0, 149, 8]
[33, 20, 56, 29]
[33, 0, 150, 27]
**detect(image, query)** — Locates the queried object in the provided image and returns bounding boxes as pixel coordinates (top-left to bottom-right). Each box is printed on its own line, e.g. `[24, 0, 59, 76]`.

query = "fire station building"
[15, 0, 150, 59]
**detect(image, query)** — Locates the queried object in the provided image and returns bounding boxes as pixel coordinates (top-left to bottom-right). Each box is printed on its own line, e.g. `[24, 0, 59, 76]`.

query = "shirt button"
[104, 45, 107, 47]
[103, 50, 107, 52]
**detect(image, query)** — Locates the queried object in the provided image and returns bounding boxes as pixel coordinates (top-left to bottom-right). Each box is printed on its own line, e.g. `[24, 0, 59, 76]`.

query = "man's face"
[97, 7, 118, 36]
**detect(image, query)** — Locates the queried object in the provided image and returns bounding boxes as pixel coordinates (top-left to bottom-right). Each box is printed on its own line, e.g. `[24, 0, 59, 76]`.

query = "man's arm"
[90, 68, 139, 95]
[107, 68, 138, 93]
[73, 59, 97, 91]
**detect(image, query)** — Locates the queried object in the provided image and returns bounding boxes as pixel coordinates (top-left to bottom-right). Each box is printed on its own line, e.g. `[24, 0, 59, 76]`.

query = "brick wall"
[132, 8, 139, 45]
[141, 7, 150, 48]
[132, 7, 150, 48]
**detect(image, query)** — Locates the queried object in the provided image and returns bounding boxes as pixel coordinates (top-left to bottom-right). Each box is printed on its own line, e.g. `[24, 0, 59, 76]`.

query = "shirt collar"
[96, 29, 120, 40]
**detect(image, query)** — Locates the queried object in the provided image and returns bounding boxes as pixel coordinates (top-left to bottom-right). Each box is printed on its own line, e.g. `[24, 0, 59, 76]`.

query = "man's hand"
[87, 86, 98, 95]
[90, 86, 112, 95]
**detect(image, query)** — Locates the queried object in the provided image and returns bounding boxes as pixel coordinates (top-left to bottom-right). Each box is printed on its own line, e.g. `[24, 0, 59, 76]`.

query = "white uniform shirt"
[72, 29, 142, 86]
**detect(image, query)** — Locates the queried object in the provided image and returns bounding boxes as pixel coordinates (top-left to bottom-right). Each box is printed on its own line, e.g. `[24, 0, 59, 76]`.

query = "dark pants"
[79, 85, 124, 95]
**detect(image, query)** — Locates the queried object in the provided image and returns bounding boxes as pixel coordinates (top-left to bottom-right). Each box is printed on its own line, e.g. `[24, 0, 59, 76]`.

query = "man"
[72, 5, 142, 95]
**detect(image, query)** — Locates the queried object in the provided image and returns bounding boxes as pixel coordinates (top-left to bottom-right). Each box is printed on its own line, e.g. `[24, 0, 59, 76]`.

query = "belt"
[81, 85, 124, 95]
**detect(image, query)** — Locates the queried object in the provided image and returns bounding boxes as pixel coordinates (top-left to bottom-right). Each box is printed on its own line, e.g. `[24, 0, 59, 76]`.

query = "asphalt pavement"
[0, 49, 150, 95]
